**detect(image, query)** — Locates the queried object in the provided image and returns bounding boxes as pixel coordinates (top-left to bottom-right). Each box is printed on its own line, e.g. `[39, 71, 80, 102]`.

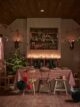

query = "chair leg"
[48, 81, 52, 93]
[63, 81, 68, 95]
[53, 80, 68, 95]
[37, 80, 41, 92]
[53, 80, 58, 94]
[32, 82, 35, 95]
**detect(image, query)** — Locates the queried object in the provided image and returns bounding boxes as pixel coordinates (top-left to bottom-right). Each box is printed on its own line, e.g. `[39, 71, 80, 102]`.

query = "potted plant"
[6, 51, 27, 75]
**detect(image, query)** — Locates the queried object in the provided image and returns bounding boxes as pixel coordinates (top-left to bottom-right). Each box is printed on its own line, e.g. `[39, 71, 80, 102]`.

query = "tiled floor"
[0, 91, 80, 107]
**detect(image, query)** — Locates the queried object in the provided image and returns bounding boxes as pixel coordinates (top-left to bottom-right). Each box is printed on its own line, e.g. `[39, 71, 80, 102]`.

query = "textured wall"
[1, 18, 80, 73]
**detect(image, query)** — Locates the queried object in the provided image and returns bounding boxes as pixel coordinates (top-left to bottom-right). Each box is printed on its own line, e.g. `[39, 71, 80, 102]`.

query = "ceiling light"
[40, 9, 44, 12]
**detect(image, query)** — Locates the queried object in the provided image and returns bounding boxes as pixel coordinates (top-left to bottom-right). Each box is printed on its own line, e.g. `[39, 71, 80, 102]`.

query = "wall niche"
[30, 28, 58, 50]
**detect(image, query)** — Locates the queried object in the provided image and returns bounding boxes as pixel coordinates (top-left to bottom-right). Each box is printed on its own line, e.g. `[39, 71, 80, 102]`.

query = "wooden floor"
[0, 91, 80, 107]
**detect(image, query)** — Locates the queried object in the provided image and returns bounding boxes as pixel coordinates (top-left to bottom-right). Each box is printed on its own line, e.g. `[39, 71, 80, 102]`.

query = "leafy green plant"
[6, 52, 27, 75]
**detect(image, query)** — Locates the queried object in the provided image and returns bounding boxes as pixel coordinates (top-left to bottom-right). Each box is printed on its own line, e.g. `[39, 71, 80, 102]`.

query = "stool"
[53, 79, 68, 95]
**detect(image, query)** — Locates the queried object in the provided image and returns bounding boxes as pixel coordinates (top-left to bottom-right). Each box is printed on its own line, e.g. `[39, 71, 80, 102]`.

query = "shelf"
[30, 28, 58, 50]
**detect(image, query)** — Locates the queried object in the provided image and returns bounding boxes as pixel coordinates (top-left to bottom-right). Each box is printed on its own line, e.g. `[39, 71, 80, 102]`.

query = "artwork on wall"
[30, 28, 58, 50]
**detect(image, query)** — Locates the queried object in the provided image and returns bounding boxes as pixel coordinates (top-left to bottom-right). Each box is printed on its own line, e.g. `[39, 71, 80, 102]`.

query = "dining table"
[15, 67, 75, 90]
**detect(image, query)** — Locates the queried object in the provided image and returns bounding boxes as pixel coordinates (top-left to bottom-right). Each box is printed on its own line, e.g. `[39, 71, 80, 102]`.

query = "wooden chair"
[37, 69, 51, 93]
[0, 60, 15, 90]
[74, 72, 80, 88]
[53, 76, 68, 95]
[0, 60, 7, 89]
[27, 69, 37, 95]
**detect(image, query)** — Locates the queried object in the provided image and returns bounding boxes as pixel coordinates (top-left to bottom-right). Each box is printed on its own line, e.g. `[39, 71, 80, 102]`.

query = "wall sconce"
[66, 34, 77, 50]
[12, 30, 23, 49]
[69, 40, 75, 50]
[14, 40, 20, 49]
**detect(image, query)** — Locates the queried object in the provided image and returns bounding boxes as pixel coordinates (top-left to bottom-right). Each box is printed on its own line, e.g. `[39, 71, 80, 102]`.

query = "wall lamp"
[69, 40, 75, 50]
[14, 40, 20, 49]
[12, 30, 23, 49]
[66, 35, 77, 50]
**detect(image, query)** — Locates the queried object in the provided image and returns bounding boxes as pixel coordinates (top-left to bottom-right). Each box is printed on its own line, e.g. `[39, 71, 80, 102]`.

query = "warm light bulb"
[40, 9, 44, 12]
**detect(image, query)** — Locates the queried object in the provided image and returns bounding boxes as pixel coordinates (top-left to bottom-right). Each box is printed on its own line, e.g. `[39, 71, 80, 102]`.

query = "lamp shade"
[12, 30, 23, 49]
[12, 30, 23, 42]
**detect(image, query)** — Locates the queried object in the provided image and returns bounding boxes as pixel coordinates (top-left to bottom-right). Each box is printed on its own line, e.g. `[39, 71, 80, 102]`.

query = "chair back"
[40, 70, 50, 80]
[27, 69, 39, 80]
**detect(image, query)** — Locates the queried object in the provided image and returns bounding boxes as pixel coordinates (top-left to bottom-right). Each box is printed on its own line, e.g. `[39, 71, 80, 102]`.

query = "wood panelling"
[0, 0, 80, 24]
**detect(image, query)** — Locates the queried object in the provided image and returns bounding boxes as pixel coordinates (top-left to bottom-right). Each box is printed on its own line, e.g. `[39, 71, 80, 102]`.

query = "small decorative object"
[16, 71, 32, 94]
[22, 70, 28, 82]
[63, 75, 66, 80]
[69, 40, 75, 50]
[56, 75, 63, 79]
[23, 76, 28, 83]
[27, 84, 32, 90]
[16, 80, 27, 92]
